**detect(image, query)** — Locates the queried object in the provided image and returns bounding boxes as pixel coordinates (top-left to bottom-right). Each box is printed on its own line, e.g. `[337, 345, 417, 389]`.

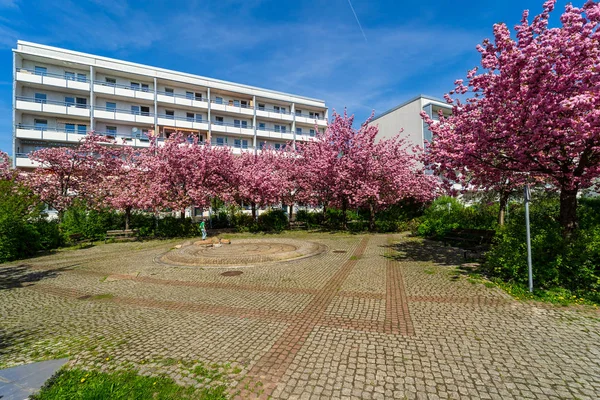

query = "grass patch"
[31, 368, 228, 400]
[491, 279, 599, 308]
[349, 255, 361, 261]
[90, 293, 114, 300]
[423, 268, 436, 275]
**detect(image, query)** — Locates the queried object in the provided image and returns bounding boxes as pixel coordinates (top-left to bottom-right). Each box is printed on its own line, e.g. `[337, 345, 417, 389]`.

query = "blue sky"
[0, 0, 573, 154]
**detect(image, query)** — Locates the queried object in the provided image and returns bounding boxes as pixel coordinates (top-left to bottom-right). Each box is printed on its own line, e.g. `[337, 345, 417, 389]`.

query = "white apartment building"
[368, 95, 451, 149]
[12, 41, 328, 168]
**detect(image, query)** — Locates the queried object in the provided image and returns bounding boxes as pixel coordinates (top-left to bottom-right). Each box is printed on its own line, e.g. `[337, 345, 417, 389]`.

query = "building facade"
[12, 41, 328, 168]
[368, 95, 451, 150]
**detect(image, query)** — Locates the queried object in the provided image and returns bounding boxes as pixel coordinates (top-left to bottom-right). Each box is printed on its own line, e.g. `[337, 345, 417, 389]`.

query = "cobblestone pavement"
[1, 233, 599, 399]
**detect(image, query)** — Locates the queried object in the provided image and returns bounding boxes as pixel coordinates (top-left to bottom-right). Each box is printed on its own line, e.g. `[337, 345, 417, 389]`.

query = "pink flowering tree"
[234, 149, 283, 219]
[423, 0, 600, 235]
[26, 133, 119, 218]
[146, 133, 236, 217]
[0, 151, 13, 181]
[301, 111, 436, 229]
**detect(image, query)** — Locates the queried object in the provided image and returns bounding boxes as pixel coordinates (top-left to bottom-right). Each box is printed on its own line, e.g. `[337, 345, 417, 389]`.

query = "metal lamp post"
[524, 185, 533, 292]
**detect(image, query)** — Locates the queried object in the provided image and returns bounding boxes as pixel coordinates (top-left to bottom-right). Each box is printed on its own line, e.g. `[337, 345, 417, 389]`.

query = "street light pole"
[524, 185, 533, 292]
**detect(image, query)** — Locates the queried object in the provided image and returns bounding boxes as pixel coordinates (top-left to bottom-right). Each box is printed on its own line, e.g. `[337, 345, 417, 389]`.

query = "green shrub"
[485, 196, 600, 302]
[0, 180, 47, 262]
[374, 219, 398, 233]
[296, 209, 323, 227]
[416, 196, 497, 238]
[61, 205, 123, 241]
[257, 209, 288, 232]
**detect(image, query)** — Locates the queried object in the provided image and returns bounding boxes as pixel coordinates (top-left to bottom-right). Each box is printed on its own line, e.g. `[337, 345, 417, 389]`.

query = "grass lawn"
[31, 369, 228, 400]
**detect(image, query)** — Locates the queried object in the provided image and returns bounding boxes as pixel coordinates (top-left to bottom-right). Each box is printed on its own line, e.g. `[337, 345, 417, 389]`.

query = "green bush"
[485, 196, 600, 302]
[61, 205, 123, 241]
[256, 209, 288, 232]
[0, 180, 47, 262]
[296, 209, 323, 227]
[416, 196, 497, 238]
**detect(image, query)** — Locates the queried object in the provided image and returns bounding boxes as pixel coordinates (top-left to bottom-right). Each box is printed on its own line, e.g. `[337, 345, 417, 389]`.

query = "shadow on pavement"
[0, 264, 76, 291]
[384, 239, 464, 266]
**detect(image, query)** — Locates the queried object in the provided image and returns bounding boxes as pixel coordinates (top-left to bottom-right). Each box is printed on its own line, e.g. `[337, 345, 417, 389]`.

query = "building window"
[140, 129, 150, 141]
[130, 82, 140, 90]
[296, 128, 302, 135]
[65, 123, 75, 133]
[273, 106, 280, 113]
[241, 100, 248, 108]
[281, 126, 286, 133]
[106, 126, 117, 135]
[77, 73, 86, 82]
[233, 100, 240, 107]
[165, 88, 174, 96]
[215, 97, 223, 105]
[309, 112, 315, 118]
[274, 125, 281, 132]
[215, 116, 224, 125]
[65, 71, 76, 80]
[34, 119, 48, 130]
[195, 92, 203, 101]
[106, 102, 117, 111]
[242, 139, 248, 149]
[216, 137, 224, 146]
[234, 119, 241, 128]
[258, 103, 265, 111]
[280, 107, 286, 114]
[131, 105, 140, 115]
[195, 114, 202, 122]
[105, 77, 116, 86]
[76, 98, 87, 108]
[187, 112, 195, 122]
[186, 91, 194, 100]
[34, 93, 47, 104]
[65, 96, 75, 107]
[241, 121, 248, 128]
[259, 141, 266, 149]
[141, 106, 150, 116]
[77, 124, 87, 134]
[142, 83, 149, 92]
[34, 66, 47, 76]
[310, 129, 316, 137]
[234, 139, 241, 148]
[275, 143, 281, 150]
[258, 123, 266, 130]
[296, 109, 302, 116]
[165, 110, 174, 119]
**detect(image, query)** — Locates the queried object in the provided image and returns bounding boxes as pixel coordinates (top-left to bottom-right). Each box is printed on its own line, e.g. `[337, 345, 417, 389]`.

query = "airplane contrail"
[347, 0, 368, 43]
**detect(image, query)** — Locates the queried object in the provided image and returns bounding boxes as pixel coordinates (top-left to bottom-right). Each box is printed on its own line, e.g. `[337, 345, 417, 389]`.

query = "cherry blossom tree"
[300, 111, 436, 229]
[234, 148, 283, 219]
[0, 151, 12, 181]
[26, 133, 119, 217]
[423, 0, 600, 235]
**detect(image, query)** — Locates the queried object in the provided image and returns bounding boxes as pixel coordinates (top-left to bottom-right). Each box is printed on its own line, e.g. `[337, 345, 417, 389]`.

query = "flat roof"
[370, 94, 451, 122]
[14, 40, 326, 105]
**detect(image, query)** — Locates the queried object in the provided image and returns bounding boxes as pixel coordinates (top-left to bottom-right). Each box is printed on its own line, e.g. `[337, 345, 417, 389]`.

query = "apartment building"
[12, 41, 328, 168]
[368, 95, 451, 150]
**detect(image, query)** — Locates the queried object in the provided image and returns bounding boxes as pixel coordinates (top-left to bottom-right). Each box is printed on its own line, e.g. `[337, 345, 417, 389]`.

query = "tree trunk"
[125, 207, 131, 231]
[180, 209, 185, 220]
[498, 192, 509, 226]
[251, 202, 257, 220]
[323, 204, 327, 225]
[288, 204, 294, 222]
[559, 187, 578, 238]
[341, 200, 348, 230]
[369, 202, 375, 232]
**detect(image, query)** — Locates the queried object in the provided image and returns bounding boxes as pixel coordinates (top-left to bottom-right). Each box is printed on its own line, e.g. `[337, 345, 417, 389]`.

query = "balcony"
[93, 81, 154, 101]
[16, 96, 91, 118]
[16, 68, 90, 92]
[256, 106, 294, 122]
[256, 127, 294, 140]
[210, 99, 254, 117]
[14, 153, 41, 168]
[157, 114, 209, 131]
[210, 140, 254, 155]
[157, 91, 209, 110]
[295, 112, 327, 127]
[210, 121, 254, 136]
[94, 106, 155, 125]
[15, 124, 88, 143]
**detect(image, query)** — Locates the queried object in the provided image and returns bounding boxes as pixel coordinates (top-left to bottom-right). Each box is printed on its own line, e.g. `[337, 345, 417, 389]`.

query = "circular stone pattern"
[160, 238, 324, 267]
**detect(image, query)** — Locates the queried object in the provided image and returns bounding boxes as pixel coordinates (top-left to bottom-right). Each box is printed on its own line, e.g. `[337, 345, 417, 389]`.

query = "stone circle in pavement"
[160, 238, 325, 266]
[1, 232, 599, 399]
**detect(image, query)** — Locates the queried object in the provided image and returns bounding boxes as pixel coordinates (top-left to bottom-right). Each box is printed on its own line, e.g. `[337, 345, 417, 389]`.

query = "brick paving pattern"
[1, 232, 599, 399]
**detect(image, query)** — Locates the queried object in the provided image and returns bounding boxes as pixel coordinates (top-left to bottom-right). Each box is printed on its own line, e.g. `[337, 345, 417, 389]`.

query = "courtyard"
[1, 232, 599, 399]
